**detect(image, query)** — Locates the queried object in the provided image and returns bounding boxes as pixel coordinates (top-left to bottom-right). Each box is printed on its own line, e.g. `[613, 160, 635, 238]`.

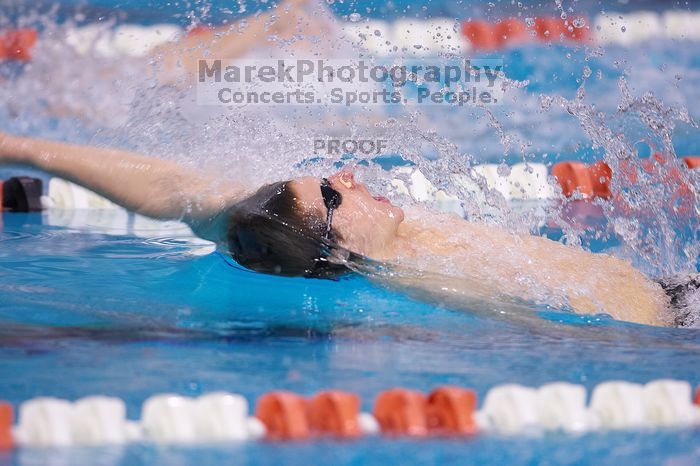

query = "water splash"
[543, 76, 699, 276]
[1, 1, 699, 316]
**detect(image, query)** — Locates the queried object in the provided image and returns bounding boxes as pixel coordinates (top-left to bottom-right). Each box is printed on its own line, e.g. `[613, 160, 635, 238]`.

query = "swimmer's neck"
[373, 210, 464, 261]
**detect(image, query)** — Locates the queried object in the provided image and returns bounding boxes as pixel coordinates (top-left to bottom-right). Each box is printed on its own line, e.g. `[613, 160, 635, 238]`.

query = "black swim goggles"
[320, 178, 342, 241]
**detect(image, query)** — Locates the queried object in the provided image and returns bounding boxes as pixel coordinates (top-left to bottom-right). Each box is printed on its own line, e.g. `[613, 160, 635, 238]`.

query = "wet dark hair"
[226, 181, 355, 278]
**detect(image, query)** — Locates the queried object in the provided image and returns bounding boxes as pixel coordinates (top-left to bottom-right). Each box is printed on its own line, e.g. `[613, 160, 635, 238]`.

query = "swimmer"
[152, 0, 342, 86]
[0, 130, 696, 328]
[19, 0, 367, 127]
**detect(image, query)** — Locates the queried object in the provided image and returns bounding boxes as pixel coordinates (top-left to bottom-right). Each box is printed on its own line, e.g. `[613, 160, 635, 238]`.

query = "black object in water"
[2, 176, 43, 212]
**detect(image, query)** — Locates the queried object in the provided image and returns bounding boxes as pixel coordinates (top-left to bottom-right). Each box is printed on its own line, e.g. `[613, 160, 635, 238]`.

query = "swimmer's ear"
[325, 247, 350, 265]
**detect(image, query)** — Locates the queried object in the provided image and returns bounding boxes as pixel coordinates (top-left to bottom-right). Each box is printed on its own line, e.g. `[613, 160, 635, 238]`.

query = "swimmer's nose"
[331, 170, 355, 189]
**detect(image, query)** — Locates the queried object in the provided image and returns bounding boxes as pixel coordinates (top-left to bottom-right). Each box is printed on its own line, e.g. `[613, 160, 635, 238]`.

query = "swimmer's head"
[290, 170, 404, 256]
[227, 170, 404, 278]
[227, 180, 351, 278]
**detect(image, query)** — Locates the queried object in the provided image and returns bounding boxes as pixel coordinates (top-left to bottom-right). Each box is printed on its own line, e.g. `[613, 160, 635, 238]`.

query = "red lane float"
[426, 386, 478, 435]
[461, 16, 590, 50]
[255, 391, 309, 440]
[307, 391, 362, 437]
[552, 154, 698, 218]
[553, 154, 699, 200]
[683, 156, 700, 169]
[552, 161, 595, 198]
[0, 402, 13, 451]
[494, 18, 529, 46]
[535, 17, 590, 43]
[255, 390, 363, 440]
[461, 20, 500, 51]
[0, 29, 37, 62]
[589, 160, 613, 199]
[373, 388, 428, 436]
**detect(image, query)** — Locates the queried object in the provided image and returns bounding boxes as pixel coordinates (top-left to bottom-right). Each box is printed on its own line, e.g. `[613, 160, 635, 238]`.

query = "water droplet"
[525, 17, 535, 27]
[349, 12, 361, 22]
[374, 29, 381, 36]
[560, 12, 567, 20]
[573, 18, 586, 28]
[497, 163, 511, 177]
[621, 25, 626, 33]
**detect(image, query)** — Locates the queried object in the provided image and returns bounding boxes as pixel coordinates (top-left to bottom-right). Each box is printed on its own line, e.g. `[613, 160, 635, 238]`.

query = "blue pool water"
[2, 0, 700, 464]
[1, 210, 700, 465]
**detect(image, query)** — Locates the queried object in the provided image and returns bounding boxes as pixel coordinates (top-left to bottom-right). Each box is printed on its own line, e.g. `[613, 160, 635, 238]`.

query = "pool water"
[0, 210, 699, 465]
[2, 0, 700, 464]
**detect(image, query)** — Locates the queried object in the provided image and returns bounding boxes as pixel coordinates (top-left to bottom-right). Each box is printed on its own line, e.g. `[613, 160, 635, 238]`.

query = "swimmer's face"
[289, 170, 404, 257]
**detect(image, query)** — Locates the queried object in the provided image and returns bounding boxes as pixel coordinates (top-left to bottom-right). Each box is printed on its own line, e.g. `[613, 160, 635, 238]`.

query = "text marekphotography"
[196, 58, 504, 107]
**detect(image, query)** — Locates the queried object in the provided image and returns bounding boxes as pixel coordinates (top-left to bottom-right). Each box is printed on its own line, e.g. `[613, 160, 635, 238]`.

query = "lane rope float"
[2, 379, 700, 448]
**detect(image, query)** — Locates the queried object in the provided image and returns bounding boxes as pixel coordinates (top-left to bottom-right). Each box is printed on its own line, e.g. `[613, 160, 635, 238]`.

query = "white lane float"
[594, 11, 664, 46]
[71, 396, 130, 446]
[15, 398, 74, 447]
[662, 11, 700, 41]
[477, 384, 540, 434]
[507, 163, 555, 200]
[15, 396, 137, 447]
[390, 167, 464, 215]
[141, 394, 198, 443]
[45, 178, 121, 210]
[589, 381, 647, 429]
[141, 393, 265, 444]
[390, 163, 554, 216]
[193, 392, 260, 442]
[42, 177, 216, 255]
[65, 24, 181, 58]
[112, 24, 181, 57]
[424, 19, 467, 55]
[393, 19, 439, 57]
[340, 20, 394, 57]
[535, 382, 589, 433]
[642, 379, 698, 427]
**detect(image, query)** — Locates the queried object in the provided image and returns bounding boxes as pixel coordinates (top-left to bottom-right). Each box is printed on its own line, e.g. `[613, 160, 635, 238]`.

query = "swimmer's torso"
[379, 208, 670, 326]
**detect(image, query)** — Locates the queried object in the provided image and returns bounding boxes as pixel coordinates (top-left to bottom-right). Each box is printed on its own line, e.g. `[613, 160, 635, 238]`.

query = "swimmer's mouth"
[373, 195, 390, 204]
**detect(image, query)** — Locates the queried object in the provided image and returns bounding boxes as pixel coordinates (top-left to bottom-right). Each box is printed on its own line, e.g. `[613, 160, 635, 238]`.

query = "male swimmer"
[152, 0, 343, 86]
[1, 131, 697, 327]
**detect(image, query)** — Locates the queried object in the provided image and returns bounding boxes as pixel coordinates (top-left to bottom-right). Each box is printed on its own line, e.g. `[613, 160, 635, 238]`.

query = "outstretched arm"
[151, 0, 310, 86]
[0, 132, 245, 241]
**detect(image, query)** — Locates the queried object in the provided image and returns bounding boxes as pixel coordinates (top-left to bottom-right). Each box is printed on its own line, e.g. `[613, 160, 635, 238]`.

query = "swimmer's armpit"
[0, 131, 245, 242]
